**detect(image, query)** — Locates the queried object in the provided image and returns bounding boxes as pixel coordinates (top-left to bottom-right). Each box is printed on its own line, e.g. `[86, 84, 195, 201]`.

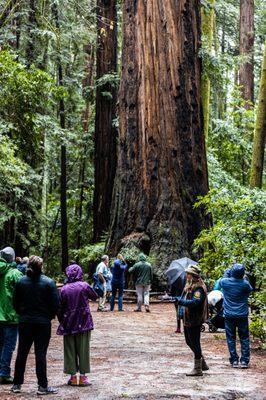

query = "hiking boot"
[11, 384, 21, 393]
[134, 308, 142, 312]
[67, 375, 78, 386]
[79, 375, 92, 387]
[202, 357, 209, 371]
[0, 375, 13, 384]
[240, 361, 249, 369]
[37, 386, 58, 395]
[145, 306, 151, 313]
[175, 328, 181, 333]
[232, 361, 239, 368]
[186, 359, 203, 376]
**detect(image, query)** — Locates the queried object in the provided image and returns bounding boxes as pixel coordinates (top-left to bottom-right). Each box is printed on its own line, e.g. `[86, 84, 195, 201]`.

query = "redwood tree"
[93, 0, 117, 241]
[108, 0, 209, 277]
[239, 0, 254, 107]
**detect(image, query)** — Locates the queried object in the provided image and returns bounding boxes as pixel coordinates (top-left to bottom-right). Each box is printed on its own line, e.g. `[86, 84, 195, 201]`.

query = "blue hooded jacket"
[220, 264, 252, 318]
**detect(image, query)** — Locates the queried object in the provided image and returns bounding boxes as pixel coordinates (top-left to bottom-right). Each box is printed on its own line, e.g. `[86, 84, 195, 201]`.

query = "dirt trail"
[2, 304, 265, 400]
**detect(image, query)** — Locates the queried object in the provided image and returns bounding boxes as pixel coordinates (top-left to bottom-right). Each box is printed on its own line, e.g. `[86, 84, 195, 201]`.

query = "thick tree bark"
[93, 0, 117, 242]
[250, 41, 266, 188]
[108, 0, 209, 278]
[239, 0, 254, 107]
[201, 0, 215, 140]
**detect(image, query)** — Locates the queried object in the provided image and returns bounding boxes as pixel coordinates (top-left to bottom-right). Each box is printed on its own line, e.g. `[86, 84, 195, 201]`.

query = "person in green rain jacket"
[0, 247, 23, 384]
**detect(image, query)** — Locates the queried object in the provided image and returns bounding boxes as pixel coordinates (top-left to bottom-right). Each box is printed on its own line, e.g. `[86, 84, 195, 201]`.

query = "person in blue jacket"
[110, 254, 127, 312]
[220, 263, 253, 368]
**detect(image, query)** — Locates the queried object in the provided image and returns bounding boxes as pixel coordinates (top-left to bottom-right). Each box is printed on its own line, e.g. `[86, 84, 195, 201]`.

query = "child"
[57, 264, 97, 386]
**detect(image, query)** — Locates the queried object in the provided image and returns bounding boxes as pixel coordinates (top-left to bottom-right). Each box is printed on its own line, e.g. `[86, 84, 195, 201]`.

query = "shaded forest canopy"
[0, 0, 265, 318]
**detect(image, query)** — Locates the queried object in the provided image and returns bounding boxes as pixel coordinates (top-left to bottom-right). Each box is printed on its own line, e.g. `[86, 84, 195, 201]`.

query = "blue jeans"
[225, 317, 250, 364]
[110, 282, 124, 311]
[0, 324, 18, 377]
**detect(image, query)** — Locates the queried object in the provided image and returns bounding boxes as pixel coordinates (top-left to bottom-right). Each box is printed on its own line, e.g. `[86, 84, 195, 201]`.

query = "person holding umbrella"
[171, 264, 208, 376]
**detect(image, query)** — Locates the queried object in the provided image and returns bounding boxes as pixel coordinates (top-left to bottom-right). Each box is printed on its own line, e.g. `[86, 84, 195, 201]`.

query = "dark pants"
[110, 282, 124, 311]
[13, 323, 51, 387]
[0, 324, 18, 377]
[184, 326, 202, 359]
[225, 317, 250, 364]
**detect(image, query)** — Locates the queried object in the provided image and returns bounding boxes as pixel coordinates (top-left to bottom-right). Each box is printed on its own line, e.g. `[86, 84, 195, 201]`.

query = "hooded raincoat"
[129, 254, 153, 286]
[0, 247, 23, 324]
[57, 264, 98, 336]
[220, 264, 252, 318]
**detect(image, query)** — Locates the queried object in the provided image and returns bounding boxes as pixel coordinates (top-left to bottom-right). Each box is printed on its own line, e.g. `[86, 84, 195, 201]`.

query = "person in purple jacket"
[57, 264, 98, 387]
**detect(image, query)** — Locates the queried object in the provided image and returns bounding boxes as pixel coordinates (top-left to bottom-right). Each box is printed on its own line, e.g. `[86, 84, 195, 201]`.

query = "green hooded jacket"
[0, 258, 23, 323]
[129, 254, 153, 286]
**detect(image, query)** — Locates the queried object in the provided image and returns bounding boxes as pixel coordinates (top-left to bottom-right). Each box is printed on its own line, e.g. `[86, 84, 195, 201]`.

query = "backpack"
[92, 273, 104, 297]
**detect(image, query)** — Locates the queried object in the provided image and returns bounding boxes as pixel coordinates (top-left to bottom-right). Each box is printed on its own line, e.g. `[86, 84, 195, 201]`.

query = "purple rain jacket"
[57, 264, 98, 336]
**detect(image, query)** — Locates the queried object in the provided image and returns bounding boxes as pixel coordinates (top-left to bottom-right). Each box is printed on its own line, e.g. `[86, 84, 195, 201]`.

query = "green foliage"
[72, 241, 106, 271]
[194, 186, 265, 282]
[250, 290, 266, 344]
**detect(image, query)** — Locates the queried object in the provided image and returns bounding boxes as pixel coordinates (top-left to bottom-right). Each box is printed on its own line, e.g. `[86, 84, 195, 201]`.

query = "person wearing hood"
[11, 256, 59, 395]
[57, 264, 98, 387]
[0, 247, 23, 384]
[173, 265, 209, 377]
[220, 263, 253, 368]
[129, 253, 153, 313]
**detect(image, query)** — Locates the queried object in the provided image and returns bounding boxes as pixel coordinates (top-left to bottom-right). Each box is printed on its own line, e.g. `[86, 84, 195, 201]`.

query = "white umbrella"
[166, 257, 197, 284]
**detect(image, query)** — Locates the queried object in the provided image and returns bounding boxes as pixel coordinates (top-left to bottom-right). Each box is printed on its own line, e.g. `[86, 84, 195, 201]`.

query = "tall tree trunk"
[239, 0, 254, 107]
[201, 0, 215, 140]
[52, 2, 69, 271]
[93, 0, 117, 242]
[250, 41, 266, 188]
[108, 0, 209, 278]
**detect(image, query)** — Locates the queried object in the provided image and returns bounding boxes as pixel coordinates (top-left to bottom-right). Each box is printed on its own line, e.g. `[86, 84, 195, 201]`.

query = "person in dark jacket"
[220, 263, 253, 368]
[0, 247, 22, 384]
[57, 264, 98, 386]
[174, 265, 208, 376]
[16, 257, 29, 275]
[110, 254, 127, 312]
[11, 256, 59, 395]
[129, 253, 153, 313]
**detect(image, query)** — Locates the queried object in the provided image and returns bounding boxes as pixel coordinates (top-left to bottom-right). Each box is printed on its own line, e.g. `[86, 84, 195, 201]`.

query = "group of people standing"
[95, 253, 153, 313]
[0, 246, 98, 395]
[0, 244, 253, 396]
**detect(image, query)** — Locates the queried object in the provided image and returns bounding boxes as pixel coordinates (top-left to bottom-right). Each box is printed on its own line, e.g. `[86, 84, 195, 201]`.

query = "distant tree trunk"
[26, 0, 37, 66]
[239, 0, 254, 107]
[250, 42, 266, 188]
[108, 0, 209, 277]
[201, 0, 215, 140]
[76, 44, 95, 249]
[93, 0, 117, 242]
[52, 2, 69, 271]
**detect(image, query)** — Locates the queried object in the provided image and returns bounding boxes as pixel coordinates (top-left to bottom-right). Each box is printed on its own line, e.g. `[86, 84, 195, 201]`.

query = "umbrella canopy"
[166, 257, 197, 285]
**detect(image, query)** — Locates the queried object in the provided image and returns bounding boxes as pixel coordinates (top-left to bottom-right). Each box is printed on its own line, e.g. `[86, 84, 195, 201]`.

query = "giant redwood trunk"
[239, 0, 254, 107]
[108, 0, 209, 279]
[93, 0, 117, 241]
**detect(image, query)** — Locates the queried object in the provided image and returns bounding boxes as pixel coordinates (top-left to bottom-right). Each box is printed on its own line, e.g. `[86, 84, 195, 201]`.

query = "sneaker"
[145, 306, 151, 313]
[232, 361, 239, 368]
[79, 376, 92, 387]
[37, 386, 58, 395]
[118, 309, 124, 312]
[134, 308, 142, 312]
[240, 361, 249, 369]
[0, 375, 13, 384]
[67, 375, 78, 386]
[175, 328, 181, 333]
[11, 384, 21, 393]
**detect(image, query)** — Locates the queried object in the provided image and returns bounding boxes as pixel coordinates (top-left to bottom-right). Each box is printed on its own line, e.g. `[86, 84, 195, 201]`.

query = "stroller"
[201, 290, 225, 333]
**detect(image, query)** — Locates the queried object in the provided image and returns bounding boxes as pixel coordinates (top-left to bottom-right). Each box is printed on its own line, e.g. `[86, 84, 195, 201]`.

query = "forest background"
[0, 0, 265, 341]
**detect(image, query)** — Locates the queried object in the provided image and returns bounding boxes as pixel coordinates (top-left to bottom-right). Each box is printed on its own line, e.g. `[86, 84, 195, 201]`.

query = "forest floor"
[2, 303, 265, 400]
